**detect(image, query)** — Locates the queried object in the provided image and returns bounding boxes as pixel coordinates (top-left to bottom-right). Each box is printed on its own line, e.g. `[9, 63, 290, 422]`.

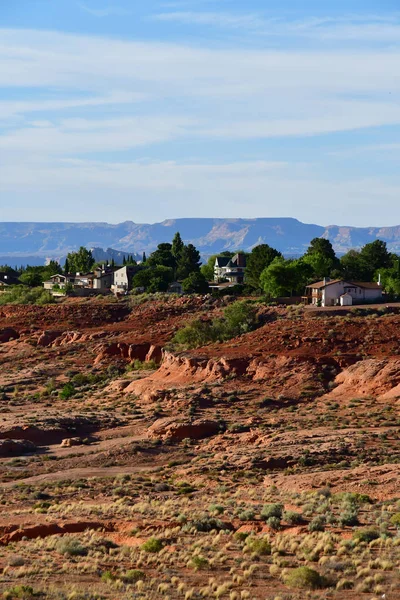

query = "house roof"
[307, 279, 342, 289]
[215, 256, 231, 267]
[308, 279, 382, 290]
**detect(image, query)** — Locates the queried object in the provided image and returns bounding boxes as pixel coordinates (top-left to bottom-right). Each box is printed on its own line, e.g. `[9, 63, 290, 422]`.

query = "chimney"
[378, 273, 381, 286]
[323, 277, 330, 285]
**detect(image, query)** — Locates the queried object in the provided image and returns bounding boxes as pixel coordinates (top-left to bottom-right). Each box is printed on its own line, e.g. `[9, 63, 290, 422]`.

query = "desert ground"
[0, 295, 399, 600]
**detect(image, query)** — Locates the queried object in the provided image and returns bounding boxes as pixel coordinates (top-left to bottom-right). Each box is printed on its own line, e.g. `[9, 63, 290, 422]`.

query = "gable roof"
[308, 279, 382, 290]
[215, 256, 231, 267]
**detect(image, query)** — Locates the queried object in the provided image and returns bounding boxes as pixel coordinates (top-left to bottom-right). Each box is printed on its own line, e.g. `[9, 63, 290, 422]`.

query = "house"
[111, 265, 140, 293]
[92, 266, 115, 291]
[168, 281, 183, 294]
[43, 274, 75, 291]
[214, 252, 246, 284]
[303, 278, 383, 307]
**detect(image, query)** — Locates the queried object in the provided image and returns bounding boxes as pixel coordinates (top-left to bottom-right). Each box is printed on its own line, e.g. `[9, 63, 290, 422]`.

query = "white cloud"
[0, 91, 145, 122]
[1, 157, 399, 226]
[78, 3, 131, 17]
[152, 11, 400, 43]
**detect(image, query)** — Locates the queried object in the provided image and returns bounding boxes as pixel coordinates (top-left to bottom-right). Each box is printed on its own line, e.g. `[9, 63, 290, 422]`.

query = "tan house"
[304, 278, 383, 307]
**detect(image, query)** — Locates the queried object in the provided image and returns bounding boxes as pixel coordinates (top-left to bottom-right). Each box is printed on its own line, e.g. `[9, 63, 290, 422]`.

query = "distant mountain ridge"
[1, 218, 400, 267]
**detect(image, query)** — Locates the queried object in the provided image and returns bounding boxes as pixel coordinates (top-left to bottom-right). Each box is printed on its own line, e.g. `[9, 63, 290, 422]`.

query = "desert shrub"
[283, 510, 304, 525]
[308, 515, 326, 532]
[120, 569, 145, 583]
[190, 555, 209, 570]
[353, 528, 380, 543]
[238, 508, 256, 521]
[338, 508, 359, 527]
[261, 503, 283, 520]
[141, 537, 163, 552]
[390, 512, 400, 527]
[191, 516, 225, 532]
[283, 566, 329, 589]
[56, 537, 88, 556]
[267, 516, 282, 531]
[3, 586, 38, 599]
[245, 536, 271, 556]
[170, 300, 259, 349]
[59, 383, 76, 400]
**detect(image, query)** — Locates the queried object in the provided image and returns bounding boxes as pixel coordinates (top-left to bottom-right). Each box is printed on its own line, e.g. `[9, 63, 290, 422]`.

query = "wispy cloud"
[153, 10, 400, 43]
[78, 3, 131, 17]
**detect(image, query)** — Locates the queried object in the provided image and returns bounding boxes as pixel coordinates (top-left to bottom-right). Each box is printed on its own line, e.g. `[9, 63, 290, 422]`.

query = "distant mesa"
[0, 218, 400, 267]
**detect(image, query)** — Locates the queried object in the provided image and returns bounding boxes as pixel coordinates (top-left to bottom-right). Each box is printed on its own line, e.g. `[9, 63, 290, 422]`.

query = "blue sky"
[1, 0, 400, 225]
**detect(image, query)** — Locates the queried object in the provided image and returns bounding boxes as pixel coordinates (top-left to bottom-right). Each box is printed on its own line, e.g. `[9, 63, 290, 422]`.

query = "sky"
[1, 0, 400, 226]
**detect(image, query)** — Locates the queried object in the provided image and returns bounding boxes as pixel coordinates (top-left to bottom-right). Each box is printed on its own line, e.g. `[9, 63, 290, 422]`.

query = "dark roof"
[215, 257, 231, 267]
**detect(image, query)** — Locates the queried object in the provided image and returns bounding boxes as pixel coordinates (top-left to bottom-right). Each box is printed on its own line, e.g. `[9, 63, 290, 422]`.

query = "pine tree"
[142, 252, 147, 263]
[123, 256, 126, 265]
[64, 258, 70, 275]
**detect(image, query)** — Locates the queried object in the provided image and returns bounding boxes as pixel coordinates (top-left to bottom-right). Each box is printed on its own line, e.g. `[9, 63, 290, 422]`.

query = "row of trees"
[246, 238, 400, 297]
[2, 235, 399, 297]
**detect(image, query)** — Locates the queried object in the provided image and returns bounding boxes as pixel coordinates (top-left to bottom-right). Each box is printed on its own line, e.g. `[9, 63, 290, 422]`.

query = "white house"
[214, 252, 246, 284]
[304, 278, 383, 307]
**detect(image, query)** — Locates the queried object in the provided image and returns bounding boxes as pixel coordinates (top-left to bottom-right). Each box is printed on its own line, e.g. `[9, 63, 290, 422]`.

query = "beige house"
[304, 278, 383, 307]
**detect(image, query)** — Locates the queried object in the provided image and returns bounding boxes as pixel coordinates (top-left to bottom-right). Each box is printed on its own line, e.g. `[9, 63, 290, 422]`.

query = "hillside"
[1, 218, 400, 266]
[0, 296, 399, 598]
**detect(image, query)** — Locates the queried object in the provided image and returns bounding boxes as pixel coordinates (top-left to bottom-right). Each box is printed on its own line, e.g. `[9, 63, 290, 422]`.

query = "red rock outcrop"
[148, 417, 220, 441]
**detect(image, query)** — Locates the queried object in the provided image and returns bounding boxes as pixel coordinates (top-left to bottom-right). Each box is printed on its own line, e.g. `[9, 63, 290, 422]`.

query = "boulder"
[60, 437, 85, 448]
[145, 345, 163, 364]
[148, 417, 220, 441]
[37, 330, 62, 347]
[0, 439, 37, 457]
[0, 328, 19, 343]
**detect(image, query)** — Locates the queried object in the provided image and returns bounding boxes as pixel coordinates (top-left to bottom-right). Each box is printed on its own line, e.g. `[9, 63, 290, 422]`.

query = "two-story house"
[214, 252, 247, 284]
[304, 278, 383, 307]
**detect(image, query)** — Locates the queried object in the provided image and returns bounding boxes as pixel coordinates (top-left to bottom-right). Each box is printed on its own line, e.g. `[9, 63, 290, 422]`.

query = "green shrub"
[283, 510, 304, 525]
[170, 300, 259, 349]
[283, 566, 329, 590]
[390, 512, 400, 527]
[267, 516, 281, 531]
[0, 286, 55, 306]
[59, 383, 76, 400]
[141, 537, 163, 552]
[261, 503, 283, 520]
[3, 586, 38, 599]
[245, 536, 271, 556]
[56, 537, 88, 556]
[120, 569, 145, 583]
[190, 555, 209, 570]
[191, 516, 225, 532]
[308, 515, 326, 532]
[353, 528, 380, 543]
[338, 509, 359, 527]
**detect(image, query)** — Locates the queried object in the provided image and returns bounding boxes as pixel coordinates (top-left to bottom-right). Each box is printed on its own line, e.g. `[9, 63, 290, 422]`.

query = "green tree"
[182, 271, 209, 294]
[245, 244, 282, 289]
[303, 237, 338, 279]
[64, 258, 70, 274]
[172, 232, 184, 262]
[359, 240, 392, 280]
[142, 252, 146, 263]
[260, 258, 311, 297]
[19, 271, 43, 287]
[339, 250, 365, 280]
[132, 266, 174, 292]
[177, 243, 201, 280]
[66, 247, 95, 274]
[147, 243, 176, 269]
